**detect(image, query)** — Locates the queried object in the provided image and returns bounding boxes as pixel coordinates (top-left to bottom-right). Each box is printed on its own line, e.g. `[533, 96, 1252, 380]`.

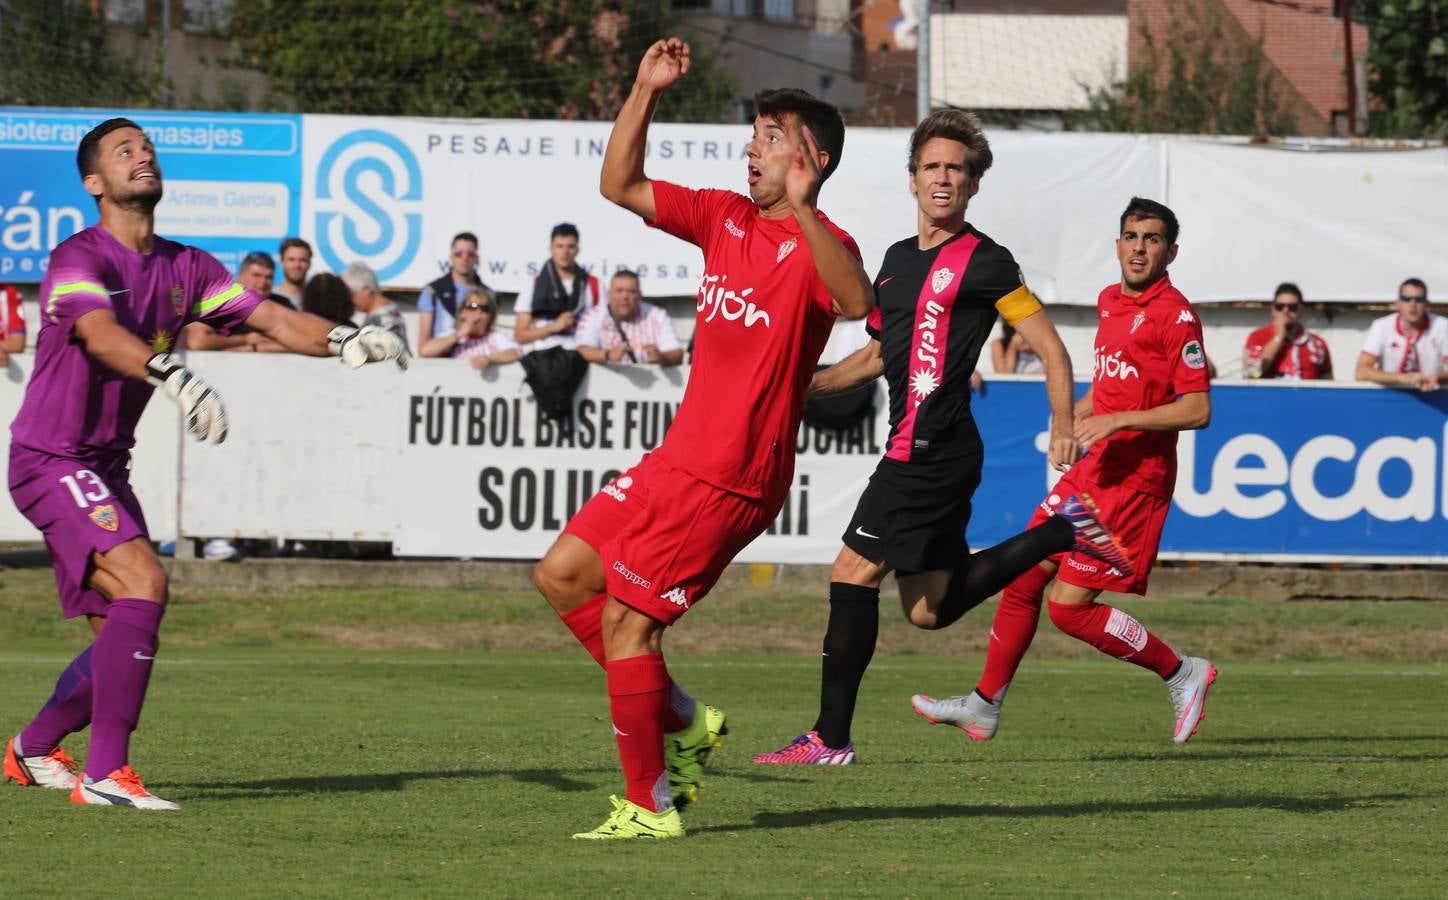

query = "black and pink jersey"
[867, 226, 1037, 463]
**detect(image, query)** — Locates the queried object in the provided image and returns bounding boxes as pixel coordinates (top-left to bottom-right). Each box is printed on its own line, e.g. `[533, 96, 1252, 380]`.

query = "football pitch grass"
[0, 568, 1443, 898]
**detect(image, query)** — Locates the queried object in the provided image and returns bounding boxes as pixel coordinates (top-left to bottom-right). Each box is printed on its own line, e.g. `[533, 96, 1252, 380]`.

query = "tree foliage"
[1080, 0, 1296, 137]
[0, 0, 165, 108]
[1361, 0, 1448, 138]
[229, 0, 738, 122]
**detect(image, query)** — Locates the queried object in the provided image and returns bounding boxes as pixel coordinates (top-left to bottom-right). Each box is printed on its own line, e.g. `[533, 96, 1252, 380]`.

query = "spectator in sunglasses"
[418, 231, 496, 345]
[421, 288, 520, 371]
[1356, 278, 1444, 391]
[1243, 282, 1332, 380]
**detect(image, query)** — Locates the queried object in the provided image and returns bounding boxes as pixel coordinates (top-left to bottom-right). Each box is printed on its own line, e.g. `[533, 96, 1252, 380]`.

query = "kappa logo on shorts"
[660, 587, 690, 609]
[88, 504, 119, 532]
[1066, 557, 1100, 574]
[601, 475, 633, 503]
[612, 561, 652, 590]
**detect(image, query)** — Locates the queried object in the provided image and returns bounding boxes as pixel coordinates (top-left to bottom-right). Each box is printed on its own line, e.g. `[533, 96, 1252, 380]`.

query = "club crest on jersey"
[777, 239, 798, 263]
[88, 504, 119, 532]
[931, 268, 954, 295]
[1130, 311, 1147, 334]
[1182, 340, 1207, 369]
[170, 284, 184, 316]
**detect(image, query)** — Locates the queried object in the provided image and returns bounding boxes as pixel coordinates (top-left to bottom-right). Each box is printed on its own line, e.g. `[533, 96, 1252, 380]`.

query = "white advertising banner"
[394, 360, 885, 561]
[1165, 141, 1448, 303]
[297, 112, 1448, 305]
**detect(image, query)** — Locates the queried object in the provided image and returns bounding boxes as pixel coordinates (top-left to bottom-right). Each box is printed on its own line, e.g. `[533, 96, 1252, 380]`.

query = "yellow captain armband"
[994, 285, 1042, 326]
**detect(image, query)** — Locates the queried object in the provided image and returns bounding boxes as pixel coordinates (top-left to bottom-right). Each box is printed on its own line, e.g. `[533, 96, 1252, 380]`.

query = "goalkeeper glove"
[327, 325, 410, 370]
[145, 353, 228, 444]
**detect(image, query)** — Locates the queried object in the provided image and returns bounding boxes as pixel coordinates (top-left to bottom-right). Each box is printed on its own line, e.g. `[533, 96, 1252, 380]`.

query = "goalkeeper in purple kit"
[2, 118, 407, 809]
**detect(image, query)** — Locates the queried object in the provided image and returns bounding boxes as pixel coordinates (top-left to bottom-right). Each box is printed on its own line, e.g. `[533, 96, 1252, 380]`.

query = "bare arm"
[1, 331, 23, 354]
[513, 311, 575, 346]
[241, 300, 338, 357]
[1075, 390, 1210, 450]
[1354, 351, 1423, 388]
[1074, 385, 1094, 419]
[421, 331, 463, 358]
[809, 339, 882, 397]
[600, 39, 692, 219]
[655, 347, 684, 367]
[183, 321, 251, 352]
[990, 338, 1012, 374]
[786, 127, 873, 320]
[1012, 310, 1079, 470]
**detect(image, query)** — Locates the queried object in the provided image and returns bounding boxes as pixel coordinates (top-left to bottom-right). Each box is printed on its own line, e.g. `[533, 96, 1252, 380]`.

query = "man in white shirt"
[1356, 278, 1445, 391]
[575, 270, 683, 367]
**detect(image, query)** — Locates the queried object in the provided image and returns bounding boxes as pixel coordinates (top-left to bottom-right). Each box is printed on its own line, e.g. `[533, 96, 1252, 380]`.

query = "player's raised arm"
[809, 339, 882, 397]
[243, 299, 409, 369]
[787, 126, 873, 319]
[600, 38, 691, 221]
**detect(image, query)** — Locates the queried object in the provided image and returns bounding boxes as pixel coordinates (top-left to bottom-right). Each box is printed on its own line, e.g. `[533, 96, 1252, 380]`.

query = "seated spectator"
[420, 288, 520, 370]
[302, 273, 357, 327]
[514, 222, 600, 353]
[990, 322, 1043, 374]
[418, 231, 495, 347]
[1356, 278, 1445, 391]
[184, 251, 287, 352]
[575, 270, 683, 367]
[1243, 282, 1332, 380]
[1, 282, 25, 366]
[274, 237, 312, 308]
[342, 261, 408, 344]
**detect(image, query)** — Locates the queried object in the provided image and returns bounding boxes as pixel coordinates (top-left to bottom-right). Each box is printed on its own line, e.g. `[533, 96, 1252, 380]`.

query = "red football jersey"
[1076, 275, 1210, 499]
[649, 181, 858, 502]
[1243, 324, 1332, 380]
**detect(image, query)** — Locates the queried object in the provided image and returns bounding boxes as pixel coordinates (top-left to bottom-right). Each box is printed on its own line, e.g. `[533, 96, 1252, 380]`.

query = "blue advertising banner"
[968, 380, 1448, 563]
[0, 108, 302, 281]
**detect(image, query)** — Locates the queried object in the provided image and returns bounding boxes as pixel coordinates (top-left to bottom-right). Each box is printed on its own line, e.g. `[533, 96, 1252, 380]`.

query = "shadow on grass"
[176, 767, 600, 799]
[1078, 748, 1448, 764]
[690, 792, 1420, 834]
[1209, 734, 1448, 745]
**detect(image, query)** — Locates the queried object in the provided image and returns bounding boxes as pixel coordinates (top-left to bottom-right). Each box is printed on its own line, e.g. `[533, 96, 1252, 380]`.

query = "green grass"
[0, 568, 1444, 898]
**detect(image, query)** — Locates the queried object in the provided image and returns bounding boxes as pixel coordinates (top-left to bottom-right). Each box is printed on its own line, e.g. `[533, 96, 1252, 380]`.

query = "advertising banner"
[0, 107, 302, 280]
[969, 379, 1448, 562]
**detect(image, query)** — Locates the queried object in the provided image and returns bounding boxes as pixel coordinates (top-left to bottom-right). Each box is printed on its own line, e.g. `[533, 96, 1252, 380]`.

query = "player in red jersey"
[532, 37, 874, 840]
[911, 197, 1218, 744]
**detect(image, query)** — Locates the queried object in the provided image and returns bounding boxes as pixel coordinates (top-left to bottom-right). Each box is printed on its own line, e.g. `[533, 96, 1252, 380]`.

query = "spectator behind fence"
[420, 288, 521, 371]
[1243, 282, 1332, 380]
[418, 231, 494, 345]
[274, 236, 312, 308]
[302, 273, 356, 327]
[514, 222, 601, 353]
[990, 321, 1043, 374]
[1, 282, 26, 366]
[575, 269, 682, 367]
[342, 261, 408, 345]
[182, 251, 287, 352]
[1356, 278, 1445, 392]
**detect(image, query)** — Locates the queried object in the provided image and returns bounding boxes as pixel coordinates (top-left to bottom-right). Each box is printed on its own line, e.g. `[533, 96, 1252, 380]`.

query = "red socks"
[976, 564, 1051, 701]
[606, 653, 671, 812]
[1047, 600, 1180, 678]
[560, 593, 608, 668]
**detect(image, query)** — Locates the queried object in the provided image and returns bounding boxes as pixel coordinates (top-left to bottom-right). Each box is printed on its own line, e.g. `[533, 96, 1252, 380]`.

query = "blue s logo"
[314, 130, 422, 283]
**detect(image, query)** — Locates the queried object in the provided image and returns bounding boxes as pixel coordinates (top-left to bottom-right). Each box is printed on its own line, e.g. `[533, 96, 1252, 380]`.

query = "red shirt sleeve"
[648, 181, 734, 248]
[1160, 301, 1211, 394]
[2, 286, 24, 335]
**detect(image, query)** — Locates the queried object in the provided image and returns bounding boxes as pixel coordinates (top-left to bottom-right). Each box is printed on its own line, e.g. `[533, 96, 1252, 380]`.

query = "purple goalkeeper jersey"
[9, 225, 264, 458]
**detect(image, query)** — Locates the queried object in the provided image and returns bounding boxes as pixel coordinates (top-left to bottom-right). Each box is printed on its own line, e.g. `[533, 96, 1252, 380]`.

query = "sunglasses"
[462, 302, 494, 312]
[1399, 294, 1428, 304]
[1272, 303, 1301, 312]
[452, 249, 478, 258]
[242, 251, 275, 267]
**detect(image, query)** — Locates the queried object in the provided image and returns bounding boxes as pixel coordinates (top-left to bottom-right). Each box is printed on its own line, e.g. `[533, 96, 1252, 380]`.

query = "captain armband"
[993, 286, 1043, 326]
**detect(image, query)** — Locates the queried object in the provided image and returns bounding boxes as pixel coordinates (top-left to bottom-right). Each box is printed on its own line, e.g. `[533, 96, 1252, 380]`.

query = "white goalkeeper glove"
[327, 325, 410, 370]
[145, 353, 228, 444]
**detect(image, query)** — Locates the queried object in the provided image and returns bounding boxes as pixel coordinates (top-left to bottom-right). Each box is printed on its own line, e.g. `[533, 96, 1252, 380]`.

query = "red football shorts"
[564, 452, 778, 625]
[1031, 466, 1170, 596]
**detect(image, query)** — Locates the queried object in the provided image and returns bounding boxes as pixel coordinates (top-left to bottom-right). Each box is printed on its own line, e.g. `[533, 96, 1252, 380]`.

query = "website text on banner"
[969, 379, 1448, 563]
[0, 108, 302, 280]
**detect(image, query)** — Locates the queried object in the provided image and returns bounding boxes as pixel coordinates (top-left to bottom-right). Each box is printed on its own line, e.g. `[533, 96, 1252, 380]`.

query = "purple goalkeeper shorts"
[8, 444, 149, 619]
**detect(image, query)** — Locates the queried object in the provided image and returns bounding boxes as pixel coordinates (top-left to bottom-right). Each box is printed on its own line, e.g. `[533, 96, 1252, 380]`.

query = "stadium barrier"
[2, 354, 1444, 563]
